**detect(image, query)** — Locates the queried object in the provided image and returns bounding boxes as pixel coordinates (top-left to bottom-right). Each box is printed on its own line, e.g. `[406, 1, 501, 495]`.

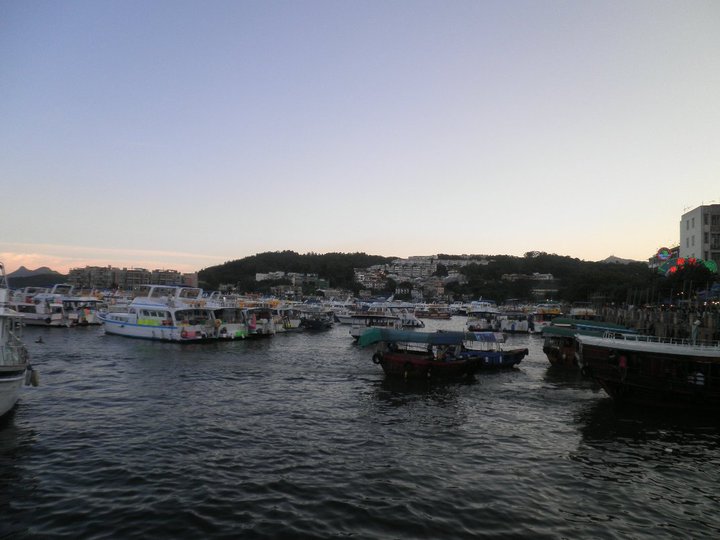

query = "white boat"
[11, 285, 72, 327]
[245, 305, 276, 337]
[1, 262, 36, 418]
[466, 300, 500, 331]
[349, 312, 403, 340]
[569, 302, 597, 320]
[100, 285, 217, 342]
[530, 303, 563, 333]
[497, 311, 531, 333]
[206, 292, 250, 339]
[63, 295, 104, 325]
[271, 305, 304, 333]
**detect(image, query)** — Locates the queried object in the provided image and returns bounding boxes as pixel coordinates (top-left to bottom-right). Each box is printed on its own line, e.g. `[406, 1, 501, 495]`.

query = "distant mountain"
[599, 255, 641, 265]
[8, 266, 62, 278]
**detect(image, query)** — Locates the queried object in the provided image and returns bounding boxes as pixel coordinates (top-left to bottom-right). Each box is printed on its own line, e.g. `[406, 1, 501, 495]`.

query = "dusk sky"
[2, 0, 719, 274]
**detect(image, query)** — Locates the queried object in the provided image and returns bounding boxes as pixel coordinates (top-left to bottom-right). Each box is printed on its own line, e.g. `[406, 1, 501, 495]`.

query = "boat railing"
[601, 331, 720, 349]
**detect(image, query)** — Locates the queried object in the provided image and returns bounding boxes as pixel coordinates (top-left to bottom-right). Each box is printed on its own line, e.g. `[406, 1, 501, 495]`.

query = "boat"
[298, 305, 334, 330]
[1, 262, 36, 418]
[541, 318, 636, 368]
[529, 302, 563, 333]
[497, 310, 532, 333]
[414, 303, 452, 319]
[272, 305, 304, 333]
[99, 285, 217, 342]
[11, 287, 71, 327]
[245, 305, 276, 337]
[577, 332, 720, 409]
[359, 329, 527, 380]
[62, 295, 104, 326]
[465, 300, 500, 331]
[568, 301, 598, 320]
[349, 312, 403, 340]
[336, 302, 424, 328]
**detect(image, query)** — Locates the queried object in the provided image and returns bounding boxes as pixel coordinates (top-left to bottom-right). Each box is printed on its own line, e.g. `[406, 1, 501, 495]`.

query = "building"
[680, 204, 720, 265]
[68, 265, 198, 289]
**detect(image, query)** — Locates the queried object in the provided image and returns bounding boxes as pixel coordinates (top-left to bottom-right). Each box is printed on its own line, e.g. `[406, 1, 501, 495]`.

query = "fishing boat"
[1, 262, 36, 418]
[541, 318, 636, 368]
[359, 329, 527, 380]
[100, 285, 217, 342]
[577, 332, 720, 409]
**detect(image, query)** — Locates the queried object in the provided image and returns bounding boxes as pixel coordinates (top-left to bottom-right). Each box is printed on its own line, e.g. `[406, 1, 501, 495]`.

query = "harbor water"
[2, 319, 720, 538]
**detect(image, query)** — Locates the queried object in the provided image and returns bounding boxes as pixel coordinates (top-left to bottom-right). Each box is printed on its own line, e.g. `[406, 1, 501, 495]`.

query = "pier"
[598, 305, 720, 342]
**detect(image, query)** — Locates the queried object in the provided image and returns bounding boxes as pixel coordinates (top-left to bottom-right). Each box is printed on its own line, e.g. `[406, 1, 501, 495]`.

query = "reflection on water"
[2, 321, 720, 538]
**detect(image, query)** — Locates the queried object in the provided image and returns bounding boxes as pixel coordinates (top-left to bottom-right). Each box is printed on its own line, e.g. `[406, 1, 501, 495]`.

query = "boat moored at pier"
[577, 332, 720, 408]
[1, 262, 36, 418]
[100, 285, 216, 342]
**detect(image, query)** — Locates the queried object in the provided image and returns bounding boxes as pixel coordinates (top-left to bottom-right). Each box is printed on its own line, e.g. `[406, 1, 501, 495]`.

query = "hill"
[8, 265, 62, 278]
[199, 251, 395, 291]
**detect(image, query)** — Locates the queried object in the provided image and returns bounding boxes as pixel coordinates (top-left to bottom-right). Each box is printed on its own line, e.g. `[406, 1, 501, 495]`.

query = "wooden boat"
[359, 329, 527, 380]
[577, 332, 720, 409]
[541, 318, 636, 369]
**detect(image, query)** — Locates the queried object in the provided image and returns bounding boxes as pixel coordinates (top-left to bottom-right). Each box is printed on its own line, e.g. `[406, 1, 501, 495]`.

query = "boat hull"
[374, 351, 481, 380]
[101, 317, 213, 342]
[456, 347, 528, 369]
[0, 367, 26, 418]
[579, 336, 720, 409]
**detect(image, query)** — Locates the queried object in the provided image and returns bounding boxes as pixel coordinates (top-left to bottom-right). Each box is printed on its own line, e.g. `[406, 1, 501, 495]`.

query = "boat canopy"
[358, 328, 503, 348]
[547, 318, 637, 334]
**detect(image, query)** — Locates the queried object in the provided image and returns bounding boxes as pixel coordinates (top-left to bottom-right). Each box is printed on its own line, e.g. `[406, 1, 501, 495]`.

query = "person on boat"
[691, 320, 701, 345]
[618, 354, 628, 382]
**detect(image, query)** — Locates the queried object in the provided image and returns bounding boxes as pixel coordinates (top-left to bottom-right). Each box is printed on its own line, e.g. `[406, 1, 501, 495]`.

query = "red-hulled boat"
[360, 328, 525, 380]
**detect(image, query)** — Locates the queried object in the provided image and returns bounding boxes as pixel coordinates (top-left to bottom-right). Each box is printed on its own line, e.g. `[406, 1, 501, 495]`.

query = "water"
[3, 319, 720, 538]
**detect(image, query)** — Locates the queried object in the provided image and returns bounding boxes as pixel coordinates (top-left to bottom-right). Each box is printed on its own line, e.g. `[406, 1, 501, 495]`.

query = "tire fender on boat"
[372, 352, 383, 365]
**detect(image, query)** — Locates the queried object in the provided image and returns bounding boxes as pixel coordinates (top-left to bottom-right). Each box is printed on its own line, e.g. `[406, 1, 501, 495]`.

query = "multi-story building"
[68, 265, 198, 289]
[680, 204, 720, 265]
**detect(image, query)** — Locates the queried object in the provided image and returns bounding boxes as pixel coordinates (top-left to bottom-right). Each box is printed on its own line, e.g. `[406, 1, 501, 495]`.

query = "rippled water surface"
[3, 319, 720, 538]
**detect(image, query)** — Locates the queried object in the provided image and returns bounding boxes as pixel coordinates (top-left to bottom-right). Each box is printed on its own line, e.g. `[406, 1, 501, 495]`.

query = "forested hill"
[198, 251, 394, 290]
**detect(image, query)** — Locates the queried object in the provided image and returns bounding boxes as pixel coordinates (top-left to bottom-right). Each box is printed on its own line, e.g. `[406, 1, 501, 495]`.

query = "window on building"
[686, 220, 690, 230]
[692, 236, 695, 246]
[692, 217, 695, 228]
[705, 214, 709, 225]
[705, 232, 709, 244]
[686, 238, 690, 248]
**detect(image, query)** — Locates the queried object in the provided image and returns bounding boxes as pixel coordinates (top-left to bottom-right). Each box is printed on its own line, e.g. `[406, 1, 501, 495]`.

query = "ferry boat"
[100, 285, 217, 342]
[577, 332, 720, 409]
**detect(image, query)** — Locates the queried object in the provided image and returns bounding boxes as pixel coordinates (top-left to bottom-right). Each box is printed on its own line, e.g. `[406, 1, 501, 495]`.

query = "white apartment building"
[679, 204, 720, 265]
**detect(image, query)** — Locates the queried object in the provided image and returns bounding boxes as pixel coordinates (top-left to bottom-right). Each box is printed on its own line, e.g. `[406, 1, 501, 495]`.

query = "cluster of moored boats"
[3, 268, 720, 418]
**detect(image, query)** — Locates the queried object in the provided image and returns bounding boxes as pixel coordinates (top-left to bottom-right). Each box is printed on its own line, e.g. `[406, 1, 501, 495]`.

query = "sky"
[2, 0, 719, 274]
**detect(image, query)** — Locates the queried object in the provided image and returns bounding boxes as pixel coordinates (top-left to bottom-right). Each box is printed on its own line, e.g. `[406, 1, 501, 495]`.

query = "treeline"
[199, 251, 394, 291]
[449, 252, 717, 304]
